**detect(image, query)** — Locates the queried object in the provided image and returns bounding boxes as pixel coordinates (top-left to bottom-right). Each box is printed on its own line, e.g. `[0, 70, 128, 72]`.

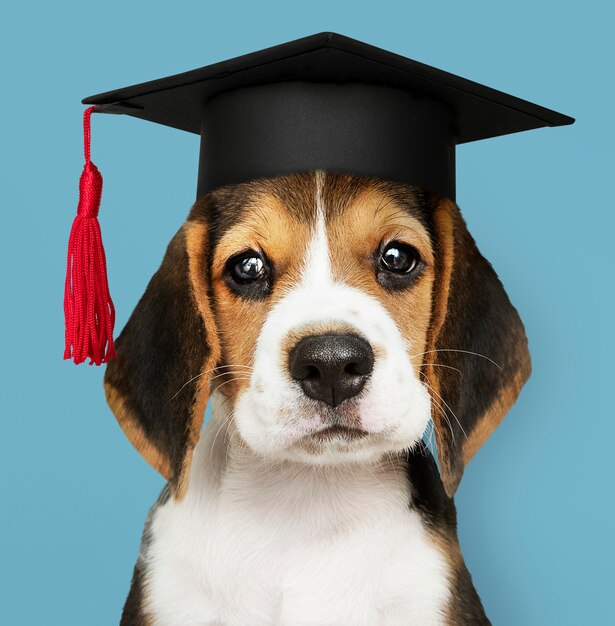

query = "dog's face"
[104, 172, 531, 498]
[210, 173, 434, 465]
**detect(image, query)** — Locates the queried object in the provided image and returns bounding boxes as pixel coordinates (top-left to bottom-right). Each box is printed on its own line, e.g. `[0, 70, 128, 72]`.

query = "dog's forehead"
[209, 173, 432, 250]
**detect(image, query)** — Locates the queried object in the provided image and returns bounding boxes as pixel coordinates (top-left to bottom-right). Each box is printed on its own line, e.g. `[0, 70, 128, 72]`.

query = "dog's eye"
[376, 241, 423, 291]
[224, 250, 272, 300]
[230, 253, 266, 283]
[380, 242, 420, 274]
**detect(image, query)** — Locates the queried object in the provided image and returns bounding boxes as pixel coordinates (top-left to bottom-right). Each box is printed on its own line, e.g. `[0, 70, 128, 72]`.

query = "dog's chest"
[143, 449, 451, 626]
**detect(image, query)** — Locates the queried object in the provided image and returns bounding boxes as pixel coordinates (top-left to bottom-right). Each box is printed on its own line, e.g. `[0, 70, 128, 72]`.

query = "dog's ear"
[423, 197, 531, 497]
[103, 206, 219, 498]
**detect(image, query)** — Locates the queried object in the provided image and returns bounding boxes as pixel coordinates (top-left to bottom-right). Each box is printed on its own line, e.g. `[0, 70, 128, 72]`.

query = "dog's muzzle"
[288, 333, 374, 408]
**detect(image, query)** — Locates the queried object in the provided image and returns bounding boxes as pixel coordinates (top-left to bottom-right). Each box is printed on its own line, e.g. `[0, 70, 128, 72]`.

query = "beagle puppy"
[105, 172, 530, 625]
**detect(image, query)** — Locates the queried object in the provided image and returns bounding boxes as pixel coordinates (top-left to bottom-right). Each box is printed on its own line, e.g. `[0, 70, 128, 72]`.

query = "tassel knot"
[64, 106, 116, 365]
[77, 162, 103, 218]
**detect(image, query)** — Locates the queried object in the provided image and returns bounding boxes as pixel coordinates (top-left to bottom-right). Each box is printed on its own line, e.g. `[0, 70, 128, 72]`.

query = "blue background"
[1, 1, 613, 624]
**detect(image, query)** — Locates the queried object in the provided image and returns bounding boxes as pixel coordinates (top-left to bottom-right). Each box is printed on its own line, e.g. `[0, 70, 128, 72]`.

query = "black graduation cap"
[83, 31, 574, 201]
[66, 33, 574, 367]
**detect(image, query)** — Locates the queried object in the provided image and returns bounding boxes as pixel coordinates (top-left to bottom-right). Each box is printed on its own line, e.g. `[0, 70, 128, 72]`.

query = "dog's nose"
[289, 333, 374, 407]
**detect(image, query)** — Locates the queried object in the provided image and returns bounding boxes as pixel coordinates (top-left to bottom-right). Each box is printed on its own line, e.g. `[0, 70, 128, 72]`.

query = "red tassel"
[64, 106, 116, 365]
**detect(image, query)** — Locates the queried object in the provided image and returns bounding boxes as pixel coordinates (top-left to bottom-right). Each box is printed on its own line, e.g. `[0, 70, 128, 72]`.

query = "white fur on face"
[234, 174, 432, 465]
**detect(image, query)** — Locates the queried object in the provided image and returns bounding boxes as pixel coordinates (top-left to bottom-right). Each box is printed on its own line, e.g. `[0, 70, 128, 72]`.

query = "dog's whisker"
[429, 387, 468, 442]
[224, 421, 247, 476]
[422, 419, 437, 457]
[420, 376, 456, 445]
[208, 370, 254, 383]
[387, 451, 400, 483]
[225, 422, 239, 472]
[415, 362, 463, 376]
[430, 398, 455, 446]
[208, 409, 237, 479]
[170, 372, 208, 400]
[412, 438, 426, 458]
[365, 459, 387, 492]
[420, 373, 467, 442]
[214, 377, 253, 394]
[411, 348, 502, 370]
[170, 364, 255, 400]
[218, 393, 236, 409]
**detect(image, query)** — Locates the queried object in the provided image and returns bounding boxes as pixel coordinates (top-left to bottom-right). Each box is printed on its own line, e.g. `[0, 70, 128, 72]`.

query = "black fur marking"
[120, 563, 148, 626]
[406, 446, 457, 531]
[406, 447, 491, 625]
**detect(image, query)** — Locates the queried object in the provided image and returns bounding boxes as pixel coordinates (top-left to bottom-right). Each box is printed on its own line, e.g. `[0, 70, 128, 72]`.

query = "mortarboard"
[64, 32, 574, 365]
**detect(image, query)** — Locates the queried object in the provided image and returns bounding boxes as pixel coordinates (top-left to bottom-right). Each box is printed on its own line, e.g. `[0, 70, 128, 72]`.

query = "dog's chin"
[232, 390, 431, 467]
[280, 430, 417, 466]
[245, 425, 425, 467]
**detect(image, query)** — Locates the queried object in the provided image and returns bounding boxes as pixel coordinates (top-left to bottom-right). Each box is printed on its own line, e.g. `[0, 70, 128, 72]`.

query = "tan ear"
[103, 208, 219, 498]
[424, 197, 531, 497]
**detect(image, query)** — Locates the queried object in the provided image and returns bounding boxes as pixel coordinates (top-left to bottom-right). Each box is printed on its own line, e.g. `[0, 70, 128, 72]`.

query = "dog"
[104, 171, 531, 625]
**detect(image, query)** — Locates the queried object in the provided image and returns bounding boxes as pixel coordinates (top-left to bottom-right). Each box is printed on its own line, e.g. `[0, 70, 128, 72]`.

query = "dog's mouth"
[303, 424, 369, 448]
[308, 423, 369, 442]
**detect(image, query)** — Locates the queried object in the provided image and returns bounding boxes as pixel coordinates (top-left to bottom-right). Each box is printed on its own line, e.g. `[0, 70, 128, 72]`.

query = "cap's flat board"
[83, 32, 574, 145]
